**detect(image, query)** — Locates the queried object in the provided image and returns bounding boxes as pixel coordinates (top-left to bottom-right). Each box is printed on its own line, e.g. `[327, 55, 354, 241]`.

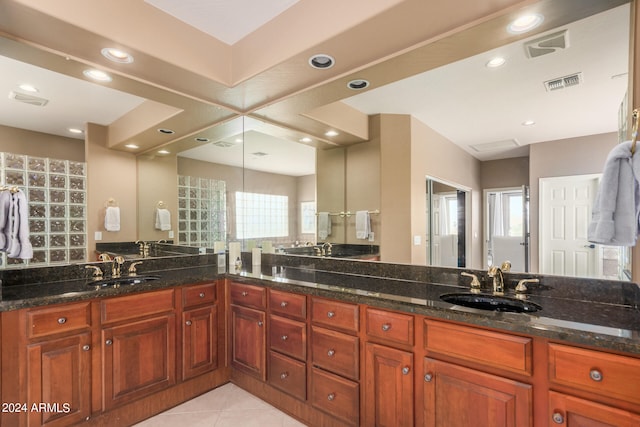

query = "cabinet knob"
[402, 366, 411, 375]
[105, 339, 113, 346]
[552, 412, 565, 424]
[280, 301, 288, 308]
[589, 369, 603, 382]
[381, 323, 391, 332]
[257, 321, 264, 327]
[241, 291, 249, 297]
[57, 317, 67, 324]
[327, 311, 335, 318]
[327, 393, 336, 401]
[327, 349, 335, 357]
[186, 320, 192, 326]
[281, 335, 288, 341]
[82, 345, 90, 351]
[280, 372, 289, 380]
[199, 292, 205, 298]
[424, 373, 433, 382]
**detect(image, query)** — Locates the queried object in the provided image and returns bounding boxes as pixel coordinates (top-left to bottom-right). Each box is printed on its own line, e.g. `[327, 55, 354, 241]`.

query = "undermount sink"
[89, 275, 161, 288]
[440, 292, 541, 313]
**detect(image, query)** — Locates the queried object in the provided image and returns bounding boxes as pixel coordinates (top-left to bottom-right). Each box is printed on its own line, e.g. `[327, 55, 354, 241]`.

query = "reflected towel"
[317, 212, 331, 240]
[588, 140, 640, 246]
[7, 190, 33, 259]
[155, 208, 171, 231]
[105, 206, 120, 232]
[0, 191, 11, 250]
[355, 210, 370, 240]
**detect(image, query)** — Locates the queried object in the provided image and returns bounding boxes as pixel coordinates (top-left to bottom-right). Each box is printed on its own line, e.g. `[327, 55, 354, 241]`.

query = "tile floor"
[133, 383, 308, 427]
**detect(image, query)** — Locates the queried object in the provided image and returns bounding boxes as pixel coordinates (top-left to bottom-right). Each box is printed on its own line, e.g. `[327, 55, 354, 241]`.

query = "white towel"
[588, 140, 640, 246]
[355, 210, 370, 239]
[317, 212, 331, 240]
[0, 191, 11, 250]
[105, 206, 121, 232]
[155, 208, 171, 231]
[8, 190, 33, 259]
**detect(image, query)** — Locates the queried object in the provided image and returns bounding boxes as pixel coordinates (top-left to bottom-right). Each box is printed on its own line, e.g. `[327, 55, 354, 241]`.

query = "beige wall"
[481, 157, 529, 189]
[297, 174, 316, 242]
[316, 147, 347, 243]
[0, 124, 84, 161]
[137, 154, 178, 241]
[528, 132, 618, 272]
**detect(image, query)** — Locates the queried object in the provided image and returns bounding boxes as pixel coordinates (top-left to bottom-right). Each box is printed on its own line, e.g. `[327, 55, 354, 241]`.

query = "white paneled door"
[540, 175, 601, 278]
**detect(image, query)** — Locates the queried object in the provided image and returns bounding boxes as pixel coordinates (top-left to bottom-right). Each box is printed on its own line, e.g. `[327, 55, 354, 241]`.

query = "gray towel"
[588, 141, 640, 246]
[0, 191, 11, 250]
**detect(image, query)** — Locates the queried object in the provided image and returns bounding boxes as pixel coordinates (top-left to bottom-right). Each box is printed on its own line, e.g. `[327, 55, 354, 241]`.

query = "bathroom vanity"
[0, 252, 638, 426]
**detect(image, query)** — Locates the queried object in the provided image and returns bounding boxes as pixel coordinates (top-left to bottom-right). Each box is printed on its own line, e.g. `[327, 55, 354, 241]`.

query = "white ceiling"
[0, 2, 631, 173]
[145, 0, 302, 45]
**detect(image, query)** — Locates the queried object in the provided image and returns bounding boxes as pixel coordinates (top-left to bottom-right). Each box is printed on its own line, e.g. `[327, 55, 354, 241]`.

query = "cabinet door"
[364, 342, 414, 427]
[26, 333, 91, 427]
[102, 315, 176, 410]
[549, 391, 640, 427]
[183, 305, 218, 381]
[231, 305, 266, 380]
[422, 358, 532, 427]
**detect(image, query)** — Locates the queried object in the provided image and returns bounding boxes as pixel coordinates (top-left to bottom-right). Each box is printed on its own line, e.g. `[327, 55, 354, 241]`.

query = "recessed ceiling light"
[125, 144, 139, 149]
[83, 69, 112, 82]
[309, 54, 335, 70]
[522, 120, 536, 126]
[18, 84, 38, 93]
[195, 137, 210, 143]
[235, 138, 243, 143]
[157, 128, 175, 135]
[347, 79, 370, 90]
[68, 128, 83, 134]
[486, 57, 506, 68]
[157, 149, 170, 155]
[325, 130, 339, 137]
[507, 13, 544, 34]
[300, 137, 313, 143]
[101, 47, 134, 64]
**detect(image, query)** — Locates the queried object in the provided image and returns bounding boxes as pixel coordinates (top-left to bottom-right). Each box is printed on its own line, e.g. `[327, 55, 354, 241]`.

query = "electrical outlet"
[368, 232, 375, 242]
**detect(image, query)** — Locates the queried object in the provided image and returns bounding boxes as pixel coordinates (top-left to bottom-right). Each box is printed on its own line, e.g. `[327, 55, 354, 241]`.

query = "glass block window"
[178, 175, 227, 247]
[235, 191, 288, 239]
[0, 152, 87, 268]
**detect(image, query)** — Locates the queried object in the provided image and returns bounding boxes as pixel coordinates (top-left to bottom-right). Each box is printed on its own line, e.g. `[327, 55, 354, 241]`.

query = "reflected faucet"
[322, 242, 333, 256]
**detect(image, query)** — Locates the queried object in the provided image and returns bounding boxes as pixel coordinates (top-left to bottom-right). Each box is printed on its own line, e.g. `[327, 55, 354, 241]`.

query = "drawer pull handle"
[327, 393, 336, 401]
[327, 311, 335, 318]
[552, 412, 564, 424]
[280, 301, 288, 308]
[280, 372, 289, 380]
[327, 349, 335, 357]
[105, 339, 113, 346]
[402, 366, 410, 375]
[424, 373, 433, 382]
[199, 292, 205, 298]
[257, 321, 264, 327]
[241, 291, 249, 297]
[381, 323, 391, 332]
[281, 335, 288, 341]
[82, 345, 90, 351]
[186, 320, 192, 326]
[589, 369, 603, 382]
[57, 317, 67, 324]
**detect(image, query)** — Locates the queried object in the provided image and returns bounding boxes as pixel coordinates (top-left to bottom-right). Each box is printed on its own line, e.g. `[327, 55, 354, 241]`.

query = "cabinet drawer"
[311, 297, 359, 333]
[366, 307, 414, 346]
[311, 367, 359, 426]
[182, 282, 216, 308]
[27, 301, 92, 339]
[548, 343, 640, 405]
[424, 319, 532, 376]
[101, 289, 175, 324]
[270, 315, 306, 360]
[230, 282, 266, 310]
[268, 351, 306, 400]
[269, 289, 306, 321]
[311, 326, 359, 380]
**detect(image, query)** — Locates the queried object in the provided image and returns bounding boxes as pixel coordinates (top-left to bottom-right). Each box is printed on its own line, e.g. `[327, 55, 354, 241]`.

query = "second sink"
[440, 292, 541, 313]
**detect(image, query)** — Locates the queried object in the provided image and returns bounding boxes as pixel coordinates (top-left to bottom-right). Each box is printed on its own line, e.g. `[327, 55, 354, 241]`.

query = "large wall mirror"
[0, 0, 635, 282]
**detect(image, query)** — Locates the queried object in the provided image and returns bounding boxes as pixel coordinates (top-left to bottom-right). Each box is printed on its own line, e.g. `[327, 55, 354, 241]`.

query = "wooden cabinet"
[423, 357, 532, 427]
[182, 283, 218, 380]
[548, 391, 640, 427]
[24, 302, 93, 427]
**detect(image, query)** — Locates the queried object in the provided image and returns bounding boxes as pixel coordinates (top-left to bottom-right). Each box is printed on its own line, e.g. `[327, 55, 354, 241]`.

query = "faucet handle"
[128, 261, 143, 276]
[461, 272, 481, 293]
[515, 278, 539, 294]
[501, 261, 512, 272]
[85, 265, 103, 279]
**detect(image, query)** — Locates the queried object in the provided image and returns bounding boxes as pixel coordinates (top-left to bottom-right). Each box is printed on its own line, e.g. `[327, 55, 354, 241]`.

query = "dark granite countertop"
[228, 264, 640, 355]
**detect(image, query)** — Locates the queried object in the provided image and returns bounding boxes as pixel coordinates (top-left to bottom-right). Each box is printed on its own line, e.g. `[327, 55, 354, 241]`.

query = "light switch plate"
[95, 231, 102, 241]
[413, 235, 421, 245]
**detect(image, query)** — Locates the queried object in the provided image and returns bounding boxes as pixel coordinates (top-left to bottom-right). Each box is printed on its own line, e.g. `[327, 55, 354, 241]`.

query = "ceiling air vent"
[470, 139, 519, 153]
[524, 30, 569, 59]
[212, 140, 236, 148]
[8, 91, 49, 107]
[544, 72, 583, 92]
